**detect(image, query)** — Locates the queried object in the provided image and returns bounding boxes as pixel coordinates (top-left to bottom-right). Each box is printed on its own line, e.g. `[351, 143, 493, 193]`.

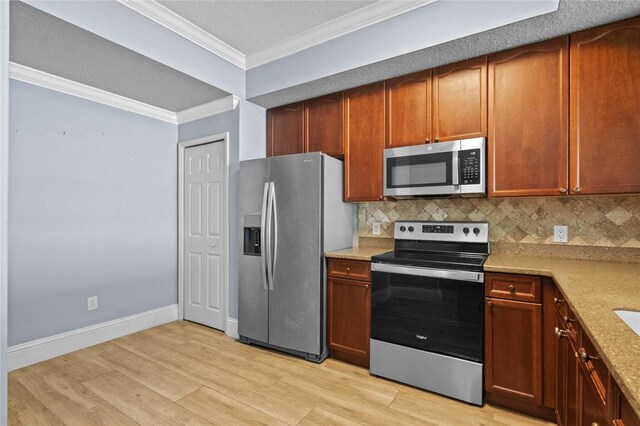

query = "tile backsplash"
[359, 195, 640, 248]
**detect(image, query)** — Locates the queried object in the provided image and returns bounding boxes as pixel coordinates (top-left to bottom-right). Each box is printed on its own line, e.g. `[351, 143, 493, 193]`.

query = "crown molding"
[118, 0, 436, 70]
[117, 0, 246, 69]
[246, 0, 437, 69]
[9, 63, 239, 124]
[176, 95, 239, 124]
[9, 62, 178, 123]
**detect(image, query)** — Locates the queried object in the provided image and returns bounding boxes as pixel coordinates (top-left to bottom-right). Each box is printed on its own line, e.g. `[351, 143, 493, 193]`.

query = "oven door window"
[371, 271, 484, 363]
[386, 152, 453, 188]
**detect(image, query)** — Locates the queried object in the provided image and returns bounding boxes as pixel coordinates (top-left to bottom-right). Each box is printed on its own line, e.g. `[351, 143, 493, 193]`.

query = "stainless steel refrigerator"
[239, 152, 353, 362]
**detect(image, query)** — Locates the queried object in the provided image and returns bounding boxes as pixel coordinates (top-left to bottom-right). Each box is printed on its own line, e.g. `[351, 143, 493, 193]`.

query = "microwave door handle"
[452, 150, 460, 185]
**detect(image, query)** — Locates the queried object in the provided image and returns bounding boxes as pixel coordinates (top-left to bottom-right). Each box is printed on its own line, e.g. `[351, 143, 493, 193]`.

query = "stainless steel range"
[370, 221, 489, 405]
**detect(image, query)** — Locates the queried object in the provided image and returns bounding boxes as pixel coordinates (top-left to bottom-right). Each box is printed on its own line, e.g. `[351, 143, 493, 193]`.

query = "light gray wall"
[8, 80, 178, 346]
[247, 0, 640, 108]
[246, 0, 558, 99]
[239, 99, 266, 161]
[25, 0, 245, 97]
[179, 109, 240, 319]
[1, 1, 9, 423]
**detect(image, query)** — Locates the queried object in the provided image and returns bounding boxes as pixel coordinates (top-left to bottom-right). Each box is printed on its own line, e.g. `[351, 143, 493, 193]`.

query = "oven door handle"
[371, 263, 484, 283]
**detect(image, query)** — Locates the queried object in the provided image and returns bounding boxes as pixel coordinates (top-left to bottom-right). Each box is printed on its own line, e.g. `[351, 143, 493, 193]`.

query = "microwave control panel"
[460, 149, 481, 185]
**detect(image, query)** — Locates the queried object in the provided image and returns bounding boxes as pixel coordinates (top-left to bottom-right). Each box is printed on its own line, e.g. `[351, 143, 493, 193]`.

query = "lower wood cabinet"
[485, 297, 543, 404]
[327, 258, 371, 367]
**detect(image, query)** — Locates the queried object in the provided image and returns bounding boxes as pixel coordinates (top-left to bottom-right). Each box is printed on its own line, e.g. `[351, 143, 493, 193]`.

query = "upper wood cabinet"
[304, 92, 344, 157]
[569, 16, 640, 195]
[432, 56, 487, 142]
[344, 82, 386, 202]
[266, 102, 304, 157]
[488, 37, 569, 197]
[385, 70, 432, 148]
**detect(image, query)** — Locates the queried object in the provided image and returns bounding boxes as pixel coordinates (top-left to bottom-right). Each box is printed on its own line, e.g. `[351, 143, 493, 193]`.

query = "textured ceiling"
[10, 1, 230, 112]
[158, 0, 376, 55]
[248, 0, 640, 108]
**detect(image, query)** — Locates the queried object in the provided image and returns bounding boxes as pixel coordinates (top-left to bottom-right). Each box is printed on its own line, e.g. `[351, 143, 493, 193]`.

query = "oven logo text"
[415, 335, 428, 340]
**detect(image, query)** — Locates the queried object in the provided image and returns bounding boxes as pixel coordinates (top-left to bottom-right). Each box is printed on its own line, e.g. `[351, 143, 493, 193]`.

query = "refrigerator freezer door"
[267, 153, 323, 355]
[238, 158, 270, 343]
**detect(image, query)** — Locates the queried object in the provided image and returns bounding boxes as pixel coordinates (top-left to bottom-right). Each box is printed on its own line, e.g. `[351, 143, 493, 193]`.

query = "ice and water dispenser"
[243, 215, 261, 256]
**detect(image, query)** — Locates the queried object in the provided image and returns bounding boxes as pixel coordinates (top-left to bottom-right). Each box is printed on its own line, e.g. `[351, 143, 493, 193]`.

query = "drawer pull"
[555, 327, 569, 338]
[364, 284, 369, 289]
[578, 348, 599, 363]
[563, 315, 576, 324]
[346, 267, 351, 273]
[509, 284, 515, 292]
[554, 297, 565, 304]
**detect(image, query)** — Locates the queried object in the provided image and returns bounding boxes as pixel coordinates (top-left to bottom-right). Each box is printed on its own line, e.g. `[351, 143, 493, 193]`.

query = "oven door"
[384, 141, 459, 197]
[371, 263, 484, 363]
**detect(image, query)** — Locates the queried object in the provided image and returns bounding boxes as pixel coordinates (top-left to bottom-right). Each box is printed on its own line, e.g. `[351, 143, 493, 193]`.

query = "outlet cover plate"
[372, 222, 381, 235]
[554, 225, 568, 243]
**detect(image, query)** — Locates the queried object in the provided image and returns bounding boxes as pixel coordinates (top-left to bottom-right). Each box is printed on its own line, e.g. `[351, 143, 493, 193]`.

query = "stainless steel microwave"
[383, 137, 485, 198]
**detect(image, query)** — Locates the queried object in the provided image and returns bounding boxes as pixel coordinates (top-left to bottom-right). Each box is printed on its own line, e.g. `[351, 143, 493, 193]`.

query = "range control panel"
[395, 221, 489, 243]
[459, 149, 481, 185]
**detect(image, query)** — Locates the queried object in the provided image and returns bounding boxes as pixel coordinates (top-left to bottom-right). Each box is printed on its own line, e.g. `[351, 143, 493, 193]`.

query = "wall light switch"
[372, 222, 381, 235]
[554, 225, 568, 243]
[88, 296, 98, 311]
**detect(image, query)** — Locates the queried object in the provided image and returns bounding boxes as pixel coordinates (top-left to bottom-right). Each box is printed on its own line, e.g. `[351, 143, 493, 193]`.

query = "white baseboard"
[8, 304, 178, 371]
[225, 317, 239, 339]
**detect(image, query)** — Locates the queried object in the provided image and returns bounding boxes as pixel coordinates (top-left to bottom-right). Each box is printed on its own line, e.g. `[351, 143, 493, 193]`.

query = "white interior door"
[183, 142, 225, 330]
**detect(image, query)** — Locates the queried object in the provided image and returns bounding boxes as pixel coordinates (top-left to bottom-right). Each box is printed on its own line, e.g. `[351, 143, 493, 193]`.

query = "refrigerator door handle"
[266, 181, 274, 291]
[269, 182, 277, 291]
[261, 182, 270, 291]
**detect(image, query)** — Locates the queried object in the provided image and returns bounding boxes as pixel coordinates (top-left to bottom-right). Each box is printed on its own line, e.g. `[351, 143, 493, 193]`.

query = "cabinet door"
[327, 277, 370, 367]
[580, 371, 609, 426]
[433, 56, 487, 142]
[344, 82, 385, 202]
[385, 70, 432, 148]
[557, 314, 580, 426]
[267, 102, 304, 157]
[488, 37, 569, 197]
[570, 16, 640, 195]
[304, 92, 344, 157]
[485, 298, 542, 404]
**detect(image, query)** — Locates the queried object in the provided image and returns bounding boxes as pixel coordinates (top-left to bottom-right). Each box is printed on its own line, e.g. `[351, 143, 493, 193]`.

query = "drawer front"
[579, 332, 609, 406]
[486, 273, 541, 303]
[327, 259, 371, 281]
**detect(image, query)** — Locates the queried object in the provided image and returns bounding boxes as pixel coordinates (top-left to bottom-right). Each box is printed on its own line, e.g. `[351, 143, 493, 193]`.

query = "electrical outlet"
[88, 296, 98, 311]
[554, 225, 568, 243]
[372, 222, 381, 235]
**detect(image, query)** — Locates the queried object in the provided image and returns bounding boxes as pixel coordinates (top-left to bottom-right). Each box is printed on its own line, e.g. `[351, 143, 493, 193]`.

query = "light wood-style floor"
[9, 321, 555, 425]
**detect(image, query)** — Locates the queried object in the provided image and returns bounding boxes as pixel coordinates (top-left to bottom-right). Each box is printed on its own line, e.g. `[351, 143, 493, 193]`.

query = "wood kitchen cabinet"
[569, 16, 640, 195]
[266, 102, 304, 157]
[385, 70, 432, 148]
[613, 382, 640, 426]
[304, 92, 344, 157]
[327, 258, 371, 367]
[343, 82, 386, 202]
[488, 37, 569, 197]
[485, 275, 543, 405]
[432, 56, 487, 142]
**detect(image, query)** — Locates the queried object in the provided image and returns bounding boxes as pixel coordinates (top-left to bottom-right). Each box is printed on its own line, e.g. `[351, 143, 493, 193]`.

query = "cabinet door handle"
[563, 315, 576, 324]
[555, 327, 569, 338]
[579, 348, 599, 363]
[573, 187, 581, 193]
[425, 138, 430, 144]
[364, 284, 369, 289]
[487, 300, 492, 307]
[559, 188, 567, 194]
[553, 297, 564, 304]
[434, 137, 440, 142]
[345, 267, 351, 273]
[509, 285, 515, 293]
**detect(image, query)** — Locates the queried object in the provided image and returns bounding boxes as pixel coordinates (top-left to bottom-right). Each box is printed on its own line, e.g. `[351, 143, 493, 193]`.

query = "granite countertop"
[485, 254, 640, 417]
[324, 246, 391, 261]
